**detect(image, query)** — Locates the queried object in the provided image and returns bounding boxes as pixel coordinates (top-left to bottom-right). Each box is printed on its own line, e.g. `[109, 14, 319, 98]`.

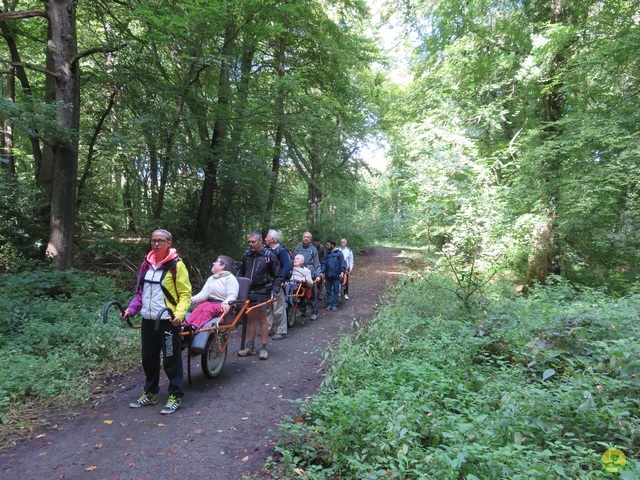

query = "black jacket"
[238, 248, 282, 296]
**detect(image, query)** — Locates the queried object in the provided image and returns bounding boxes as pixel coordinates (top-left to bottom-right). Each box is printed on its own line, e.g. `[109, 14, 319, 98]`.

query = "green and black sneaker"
[160, 394, 182, 415]
[129, 391, 158, 408]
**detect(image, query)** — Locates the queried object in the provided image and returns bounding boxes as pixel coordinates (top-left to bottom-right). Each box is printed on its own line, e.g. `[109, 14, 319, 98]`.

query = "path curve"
[0, 247, 401, 480]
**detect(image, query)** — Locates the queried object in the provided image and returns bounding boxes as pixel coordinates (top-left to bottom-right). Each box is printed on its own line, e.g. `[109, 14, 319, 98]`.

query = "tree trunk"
[0, 20, 42, 177]
[213, 41, 256, 246]
[1, 58, 15, 175]
[77, 89, 117, 210]
[524, 1, 572, 286]
[265, 34, 287, 228]
[195, 21, 234, 247]
[44, 0, 80, 270]
[307, 148, 323, 228]
[121, 161, 136, 233]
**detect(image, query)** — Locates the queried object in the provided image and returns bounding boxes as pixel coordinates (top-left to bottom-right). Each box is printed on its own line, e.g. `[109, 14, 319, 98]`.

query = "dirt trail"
[0, 247, 401, 480]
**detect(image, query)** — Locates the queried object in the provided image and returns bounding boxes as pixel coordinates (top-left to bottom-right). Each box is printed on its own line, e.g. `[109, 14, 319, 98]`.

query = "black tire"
[202, 332, 227, 378]
[287, 305, 296, 328]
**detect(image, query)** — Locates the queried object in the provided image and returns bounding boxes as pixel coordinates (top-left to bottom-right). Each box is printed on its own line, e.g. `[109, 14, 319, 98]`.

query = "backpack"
[324, 251, 343, 278]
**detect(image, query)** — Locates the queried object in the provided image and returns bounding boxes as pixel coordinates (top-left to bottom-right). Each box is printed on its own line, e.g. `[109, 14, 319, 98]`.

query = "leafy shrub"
[271, 270, 640, 478]
[0, 268, 139, 426]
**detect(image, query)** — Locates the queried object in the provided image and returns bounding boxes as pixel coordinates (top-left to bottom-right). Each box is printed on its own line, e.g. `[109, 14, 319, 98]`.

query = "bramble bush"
[271, 268, 640, 479]
[0, 268, 138, 432]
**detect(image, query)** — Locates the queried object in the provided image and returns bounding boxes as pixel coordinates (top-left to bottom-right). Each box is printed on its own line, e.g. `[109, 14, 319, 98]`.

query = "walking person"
[236, 231, 282, 360]
[321, 240, 346, 311]
[313, 235, 326, 301]
[120, 229, 192, 415]
[293, 231, 321, 320]
[265, 229, 292, 340]
[339, 238, 354, 300]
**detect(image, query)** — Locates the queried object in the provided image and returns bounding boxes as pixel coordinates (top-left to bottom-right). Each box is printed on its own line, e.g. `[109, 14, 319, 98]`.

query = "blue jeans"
[326, 277, 341, 308]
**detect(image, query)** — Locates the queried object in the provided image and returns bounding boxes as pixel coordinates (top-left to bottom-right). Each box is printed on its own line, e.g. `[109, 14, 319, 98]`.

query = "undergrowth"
[0, 268, 138, 448]
[269, 272, 640, 478]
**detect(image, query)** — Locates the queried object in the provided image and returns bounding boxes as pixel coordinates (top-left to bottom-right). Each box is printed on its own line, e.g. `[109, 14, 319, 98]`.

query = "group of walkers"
[119, 228, 354, 415]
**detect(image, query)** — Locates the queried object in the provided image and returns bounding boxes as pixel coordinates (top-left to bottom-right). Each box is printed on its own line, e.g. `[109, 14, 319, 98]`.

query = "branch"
[0, 10, 47, 21]
[1, 59, 58, 78]
[71, 43, 128, 66]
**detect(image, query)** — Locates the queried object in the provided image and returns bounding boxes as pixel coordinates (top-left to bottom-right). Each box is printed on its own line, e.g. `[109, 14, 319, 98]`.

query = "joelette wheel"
[202, 332, 228, 378]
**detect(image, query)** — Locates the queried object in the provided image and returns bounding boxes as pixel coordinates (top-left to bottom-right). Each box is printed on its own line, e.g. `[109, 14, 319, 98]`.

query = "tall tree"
[1, 2, 79, 269]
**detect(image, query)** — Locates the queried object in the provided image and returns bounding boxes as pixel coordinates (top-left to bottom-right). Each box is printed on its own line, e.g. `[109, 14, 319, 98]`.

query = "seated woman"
[285, 254, 314, 307]
[187, 255, 239, 328]
[291, 254, 313, 288]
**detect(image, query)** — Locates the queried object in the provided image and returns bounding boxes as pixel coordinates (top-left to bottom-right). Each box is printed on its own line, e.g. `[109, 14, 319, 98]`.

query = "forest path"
[0, 247, 402, 480]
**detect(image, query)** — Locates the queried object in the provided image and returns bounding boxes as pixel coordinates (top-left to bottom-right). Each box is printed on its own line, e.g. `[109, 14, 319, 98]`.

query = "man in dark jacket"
[237, 230, 282, 360]
[321, 240, 345, 311]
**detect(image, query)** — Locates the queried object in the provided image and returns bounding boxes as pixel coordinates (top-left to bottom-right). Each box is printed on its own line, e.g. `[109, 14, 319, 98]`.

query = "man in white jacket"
[339, 238, 354, 300]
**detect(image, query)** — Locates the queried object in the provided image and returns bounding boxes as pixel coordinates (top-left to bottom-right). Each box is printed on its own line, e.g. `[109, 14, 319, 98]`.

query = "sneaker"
[332, 306, 338, 311]
[129, 391, 157, 408]
[325, 306, 332, 311]
[310, 313, 318, 321]
[272, 334, 287, 340]
[237, 344, 257, 356]
[259, 348, 269, 360]
[344, 294, 349, 300]
[160, 395, 181, 415]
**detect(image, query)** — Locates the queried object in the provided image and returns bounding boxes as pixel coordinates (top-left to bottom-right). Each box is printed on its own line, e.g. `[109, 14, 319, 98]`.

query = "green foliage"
[0, 269, 138, 424]
[0, 177, 48, 271]
[272, 266, 640, 478]
[375, 0, 640, 290]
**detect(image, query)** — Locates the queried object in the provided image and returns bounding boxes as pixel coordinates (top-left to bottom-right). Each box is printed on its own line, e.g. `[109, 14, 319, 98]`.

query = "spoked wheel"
[202, 332, 228, 378]
[287, 305, 296, 328]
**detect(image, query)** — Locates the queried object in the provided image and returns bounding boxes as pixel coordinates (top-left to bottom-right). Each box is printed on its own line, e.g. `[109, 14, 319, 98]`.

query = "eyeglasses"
[213, 259, 222, 264]
[151, 239, 168, 244]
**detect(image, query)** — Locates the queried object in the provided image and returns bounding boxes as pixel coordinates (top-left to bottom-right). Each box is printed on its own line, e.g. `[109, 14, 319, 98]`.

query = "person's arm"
[224, 275, 239, 304]
[312, 247, 321, 279]
[270, 252, 283, 296]
[279, 249, 292, 281]
[191, 277, 212, 304]
[222, 275, 239, 313]
[124, 261, 145, 317]
[303, 267, 313, 287]
[173, 261, 192, 322]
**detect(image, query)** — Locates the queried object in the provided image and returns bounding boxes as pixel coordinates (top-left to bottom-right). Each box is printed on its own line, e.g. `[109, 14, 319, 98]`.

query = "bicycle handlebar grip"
[154, 307, 175, 331]
[103, 300, 133, 328]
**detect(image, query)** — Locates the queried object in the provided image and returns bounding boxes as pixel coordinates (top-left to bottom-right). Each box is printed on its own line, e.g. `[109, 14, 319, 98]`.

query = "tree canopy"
[2, 0, 639, 290]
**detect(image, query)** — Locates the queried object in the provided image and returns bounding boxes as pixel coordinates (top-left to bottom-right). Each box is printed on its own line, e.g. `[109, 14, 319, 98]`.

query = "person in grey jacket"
[292, 231, 321, 320]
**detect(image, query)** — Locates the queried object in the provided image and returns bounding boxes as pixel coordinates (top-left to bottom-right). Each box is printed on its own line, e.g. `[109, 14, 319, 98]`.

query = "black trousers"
[140, 319, 184, 397]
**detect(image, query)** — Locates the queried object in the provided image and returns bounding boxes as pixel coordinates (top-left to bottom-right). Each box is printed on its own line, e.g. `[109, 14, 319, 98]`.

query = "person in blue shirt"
[321, 240, 346, 311]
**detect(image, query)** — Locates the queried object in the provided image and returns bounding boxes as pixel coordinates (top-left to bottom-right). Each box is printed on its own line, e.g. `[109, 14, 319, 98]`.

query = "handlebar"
[154, 307, 175, 331]
[245, 296, 276, 314]
[103, 300, 134, 328]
